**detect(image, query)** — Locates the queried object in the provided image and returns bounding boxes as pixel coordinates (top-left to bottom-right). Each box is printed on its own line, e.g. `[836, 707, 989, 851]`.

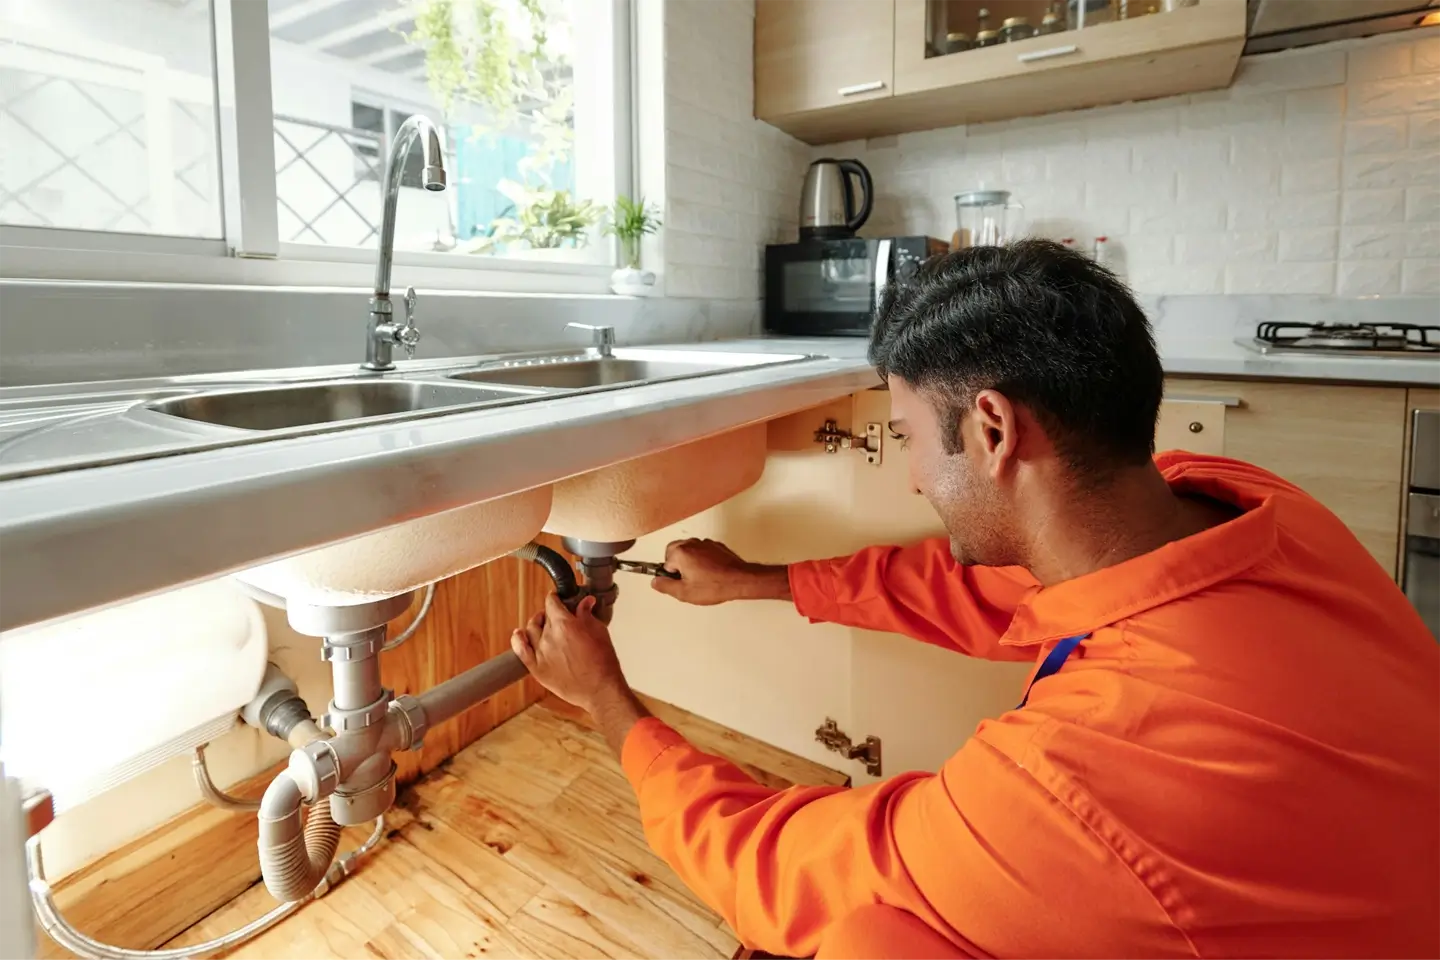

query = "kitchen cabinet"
[1400, 388, 1440, 585]
[754, 0, 895, 119]
[754, 0, 1246, 145]
[1165, 378, 1410, 577]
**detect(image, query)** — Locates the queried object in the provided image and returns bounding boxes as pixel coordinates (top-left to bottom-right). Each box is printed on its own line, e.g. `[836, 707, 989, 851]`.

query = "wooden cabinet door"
[1157, 394, 1231, 456]
[754, 0, 894, 121]
[1166, 378, 1409, 577]
[845, 389, 1031, 784]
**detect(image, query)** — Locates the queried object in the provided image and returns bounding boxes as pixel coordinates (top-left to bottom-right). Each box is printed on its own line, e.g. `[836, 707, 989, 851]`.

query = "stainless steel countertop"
[2, 334, 1435, 635]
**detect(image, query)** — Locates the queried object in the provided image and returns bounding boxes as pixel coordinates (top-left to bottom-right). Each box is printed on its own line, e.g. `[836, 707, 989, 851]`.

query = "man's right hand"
[650, 538, 792, 606]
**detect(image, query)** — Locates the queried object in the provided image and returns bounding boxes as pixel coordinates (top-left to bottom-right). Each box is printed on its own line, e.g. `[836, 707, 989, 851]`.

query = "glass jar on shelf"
[1038, 2, 1066, 34]
[975, 28, 1001, 48]
[1001, 16, 1036, 41]
[1068, 0, 1116, 28]
[943, 31, 974, 54]
[1119, 0, 1160, 17]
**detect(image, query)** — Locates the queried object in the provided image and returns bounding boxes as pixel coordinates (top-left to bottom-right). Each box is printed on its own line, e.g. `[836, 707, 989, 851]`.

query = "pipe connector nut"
[389, 694, 428, 750]
[287, 739, 340, 801]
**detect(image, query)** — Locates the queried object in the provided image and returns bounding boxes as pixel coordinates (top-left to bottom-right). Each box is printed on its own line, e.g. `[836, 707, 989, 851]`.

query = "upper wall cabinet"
[754, 0, 897, 118]
[755, 0, 1247, 145]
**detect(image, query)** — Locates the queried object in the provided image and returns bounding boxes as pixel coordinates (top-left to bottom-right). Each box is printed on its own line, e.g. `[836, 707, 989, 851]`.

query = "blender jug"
[952, 190, 1024, 249]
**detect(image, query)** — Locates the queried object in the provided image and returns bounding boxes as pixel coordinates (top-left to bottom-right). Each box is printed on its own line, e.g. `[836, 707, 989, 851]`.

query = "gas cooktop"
[1237, 322, 1439, 360]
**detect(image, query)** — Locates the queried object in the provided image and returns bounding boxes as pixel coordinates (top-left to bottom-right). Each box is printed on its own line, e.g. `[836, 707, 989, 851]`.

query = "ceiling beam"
[355, 42, 419, 67]
[268, 0, 353, 31]
[308, 7, 414, 52]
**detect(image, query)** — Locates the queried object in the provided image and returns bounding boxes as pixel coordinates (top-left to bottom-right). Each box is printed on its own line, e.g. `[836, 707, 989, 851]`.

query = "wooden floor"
[165, 696, 847, 959]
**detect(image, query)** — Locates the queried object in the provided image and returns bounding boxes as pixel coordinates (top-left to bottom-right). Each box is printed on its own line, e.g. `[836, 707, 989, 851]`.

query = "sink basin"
[147, 380, 530, 431]
[450, 350, 809, 391]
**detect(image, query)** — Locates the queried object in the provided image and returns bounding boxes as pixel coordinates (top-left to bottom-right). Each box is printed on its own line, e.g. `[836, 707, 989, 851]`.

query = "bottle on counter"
[1092, 235, 1110, 265]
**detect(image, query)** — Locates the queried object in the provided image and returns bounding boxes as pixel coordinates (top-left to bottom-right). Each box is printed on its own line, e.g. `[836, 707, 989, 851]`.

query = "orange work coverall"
[620, 453, 1440, 958]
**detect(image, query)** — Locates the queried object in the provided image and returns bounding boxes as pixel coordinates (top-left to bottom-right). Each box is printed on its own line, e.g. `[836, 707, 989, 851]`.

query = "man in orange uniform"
[512, 240, 1440, 958]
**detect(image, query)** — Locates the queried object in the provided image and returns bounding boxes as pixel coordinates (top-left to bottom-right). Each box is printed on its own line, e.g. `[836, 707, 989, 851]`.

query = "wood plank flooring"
[164, 696, 847, 959]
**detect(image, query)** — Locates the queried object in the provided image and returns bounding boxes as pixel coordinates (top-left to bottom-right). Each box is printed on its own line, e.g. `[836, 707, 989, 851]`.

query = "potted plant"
[460, 180, 599, 259]
[603, 195, 662, 295]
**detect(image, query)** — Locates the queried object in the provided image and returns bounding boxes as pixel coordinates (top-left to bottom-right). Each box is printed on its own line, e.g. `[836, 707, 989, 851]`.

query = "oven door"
[1404, 492, 1439, 641]
[764, 239, 891, 337]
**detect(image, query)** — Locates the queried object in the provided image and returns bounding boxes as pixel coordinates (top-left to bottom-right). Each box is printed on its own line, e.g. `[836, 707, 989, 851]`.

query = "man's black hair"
[869, 238, 1163, 477]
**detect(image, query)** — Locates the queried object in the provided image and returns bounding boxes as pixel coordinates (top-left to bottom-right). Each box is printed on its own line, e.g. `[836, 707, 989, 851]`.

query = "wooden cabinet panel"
[754, 0, 894, 120]
[1157, 395, 1229, 456]
[1166, 378, 1409, 576]
[758, 0, 1244, 144]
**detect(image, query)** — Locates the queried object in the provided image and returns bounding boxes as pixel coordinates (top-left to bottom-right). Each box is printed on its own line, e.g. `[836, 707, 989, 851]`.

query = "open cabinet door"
[845, 389, 1031, 785]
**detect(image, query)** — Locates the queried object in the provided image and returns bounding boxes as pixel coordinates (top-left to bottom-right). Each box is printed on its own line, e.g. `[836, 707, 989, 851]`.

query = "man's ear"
[973, 389, 1019, 475]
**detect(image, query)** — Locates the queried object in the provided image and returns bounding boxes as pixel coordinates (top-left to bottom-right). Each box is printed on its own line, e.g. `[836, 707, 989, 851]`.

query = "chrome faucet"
[567, 322, 615, 358]
[363, 115, 447, 372]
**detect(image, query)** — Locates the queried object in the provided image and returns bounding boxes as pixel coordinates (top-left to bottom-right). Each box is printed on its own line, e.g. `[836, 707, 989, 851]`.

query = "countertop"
[1, 335, 1434, 634]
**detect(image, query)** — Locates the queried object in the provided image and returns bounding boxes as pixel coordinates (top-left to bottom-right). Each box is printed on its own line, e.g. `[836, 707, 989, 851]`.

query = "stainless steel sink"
[449, 350, 810, 391]
[146, 380, 531, 431]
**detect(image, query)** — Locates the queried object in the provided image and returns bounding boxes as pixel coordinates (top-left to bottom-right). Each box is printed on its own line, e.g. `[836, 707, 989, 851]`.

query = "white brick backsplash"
[1340, 224, 1408, 260]
[1410, 111, 1440, 148]
[1225, 262, 1335, 294]
[1129, 265, 1225, 295]
[1279, 228, 1340, 262]
[1228, 193, 1340, 230]
[1409, 223, 1440, 258]
[1344, 117, 1409, 155]
[1282, 158, 1341, 195]
[1337, 260, 1402, 296]
[1232, 48, 1346, 94]
[1343, 189, 1406, 224]
[1417, 37, 1440, 74]
[1401, 259, 1440, 294]
[793, 32, 1435, 297]
[1348, 41, 1413, 82]
[1130, 202, 1227, 235]
[1408, 186, 1440, 222]
[1348, 74, 1440, 117]
[1285, 86, 1345, 120]
[1177, 230, 1277, 263]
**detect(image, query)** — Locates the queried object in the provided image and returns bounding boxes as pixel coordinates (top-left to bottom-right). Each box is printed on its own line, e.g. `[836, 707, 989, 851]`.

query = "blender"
[952, 190, 1024, 249]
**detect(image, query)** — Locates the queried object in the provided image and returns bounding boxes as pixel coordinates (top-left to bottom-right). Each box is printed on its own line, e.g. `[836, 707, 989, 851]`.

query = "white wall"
[661, 0, 810, 300]
[816, 30, 1440, 297]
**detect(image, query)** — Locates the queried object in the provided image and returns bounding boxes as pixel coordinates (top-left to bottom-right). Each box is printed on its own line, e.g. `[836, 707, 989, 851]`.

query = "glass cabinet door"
[922, 0, 1198, 59]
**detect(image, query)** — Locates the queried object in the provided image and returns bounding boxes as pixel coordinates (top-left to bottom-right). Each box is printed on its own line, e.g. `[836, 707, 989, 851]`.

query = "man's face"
[887, 376, 1011, 567]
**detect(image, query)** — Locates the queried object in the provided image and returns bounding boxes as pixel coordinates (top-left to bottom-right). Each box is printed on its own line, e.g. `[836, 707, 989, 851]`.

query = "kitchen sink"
[146, 380, 532, 431]
[449, 350, 810, 391]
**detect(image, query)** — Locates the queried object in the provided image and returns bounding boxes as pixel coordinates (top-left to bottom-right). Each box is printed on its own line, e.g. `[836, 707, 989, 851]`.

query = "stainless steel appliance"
[764, 235, 948, 337]
[799, 158, 873, 240]
[1238, 322, 1439, 359]
[1404, 408, 1439, 640]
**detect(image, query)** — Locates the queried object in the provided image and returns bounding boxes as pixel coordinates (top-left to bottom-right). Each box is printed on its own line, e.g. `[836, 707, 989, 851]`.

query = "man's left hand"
[511, 592, 631, 715]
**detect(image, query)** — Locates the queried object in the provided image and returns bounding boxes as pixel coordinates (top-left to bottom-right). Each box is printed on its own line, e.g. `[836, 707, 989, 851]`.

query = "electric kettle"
[799, 158, 873, 240]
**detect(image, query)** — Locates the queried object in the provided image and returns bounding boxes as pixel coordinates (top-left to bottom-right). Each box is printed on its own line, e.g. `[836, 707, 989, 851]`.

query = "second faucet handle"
[398, 286, 421, 358]
[567, 322, 615, 357]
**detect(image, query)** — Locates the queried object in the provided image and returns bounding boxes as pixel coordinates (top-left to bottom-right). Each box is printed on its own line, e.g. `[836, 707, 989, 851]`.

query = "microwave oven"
[763, 236, 948, 337]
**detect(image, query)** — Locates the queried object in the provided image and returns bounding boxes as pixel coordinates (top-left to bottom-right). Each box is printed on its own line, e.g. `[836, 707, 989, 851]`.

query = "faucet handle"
[567, 322, 615, 356]
[398, 286, 420, 358]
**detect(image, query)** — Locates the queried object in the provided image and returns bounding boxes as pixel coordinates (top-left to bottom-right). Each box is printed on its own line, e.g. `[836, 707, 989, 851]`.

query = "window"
[267, 0, 624, 263]
[0, 0, 222, 238]
[0, 0, 632, 286]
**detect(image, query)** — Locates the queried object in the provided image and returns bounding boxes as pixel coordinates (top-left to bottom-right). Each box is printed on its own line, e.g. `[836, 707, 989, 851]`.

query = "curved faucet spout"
[365, 114, 446, 372]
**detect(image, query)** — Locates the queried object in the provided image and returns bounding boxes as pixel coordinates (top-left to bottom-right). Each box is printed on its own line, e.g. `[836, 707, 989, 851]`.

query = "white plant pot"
[610, 266, 656, 296]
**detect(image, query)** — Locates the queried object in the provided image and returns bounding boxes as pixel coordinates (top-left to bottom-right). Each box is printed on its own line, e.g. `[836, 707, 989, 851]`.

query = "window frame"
[0, 0, 635, 295]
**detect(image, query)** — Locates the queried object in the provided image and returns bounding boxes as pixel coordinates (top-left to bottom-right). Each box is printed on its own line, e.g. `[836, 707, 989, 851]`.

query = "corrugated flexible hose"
[257, 774, 344, 902]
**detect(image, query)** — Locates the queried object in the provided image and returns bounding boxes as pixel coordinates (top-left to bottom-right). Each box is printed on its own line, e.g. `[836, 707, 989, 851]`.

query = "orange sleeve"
[788, 538, 1038, 661]
[622, 717, 1183, 958]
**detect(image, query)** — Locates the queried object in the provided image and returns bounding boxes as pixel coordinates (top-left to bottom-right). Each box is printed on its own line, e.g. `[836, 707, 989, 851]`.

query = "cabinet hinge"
[814, 420, 882, 466]
[815, 718, 882, 777]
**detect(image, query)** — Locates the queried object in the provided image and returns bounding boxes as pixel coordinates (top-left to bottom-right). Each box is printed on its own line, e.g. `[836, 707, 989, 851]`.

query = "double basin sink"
[145, 350, 812, 433]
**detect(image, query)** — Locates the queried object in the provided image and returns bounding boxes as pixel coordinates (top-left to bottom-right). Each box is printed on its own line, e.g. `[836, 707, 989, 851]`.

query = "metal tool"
[615, 560, 681, 579]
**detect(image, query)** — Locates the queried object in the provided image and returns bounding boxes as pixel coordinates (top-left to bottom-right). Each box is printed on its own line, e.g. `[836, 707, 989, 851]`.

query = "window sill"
[0, 227, 620, 296]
